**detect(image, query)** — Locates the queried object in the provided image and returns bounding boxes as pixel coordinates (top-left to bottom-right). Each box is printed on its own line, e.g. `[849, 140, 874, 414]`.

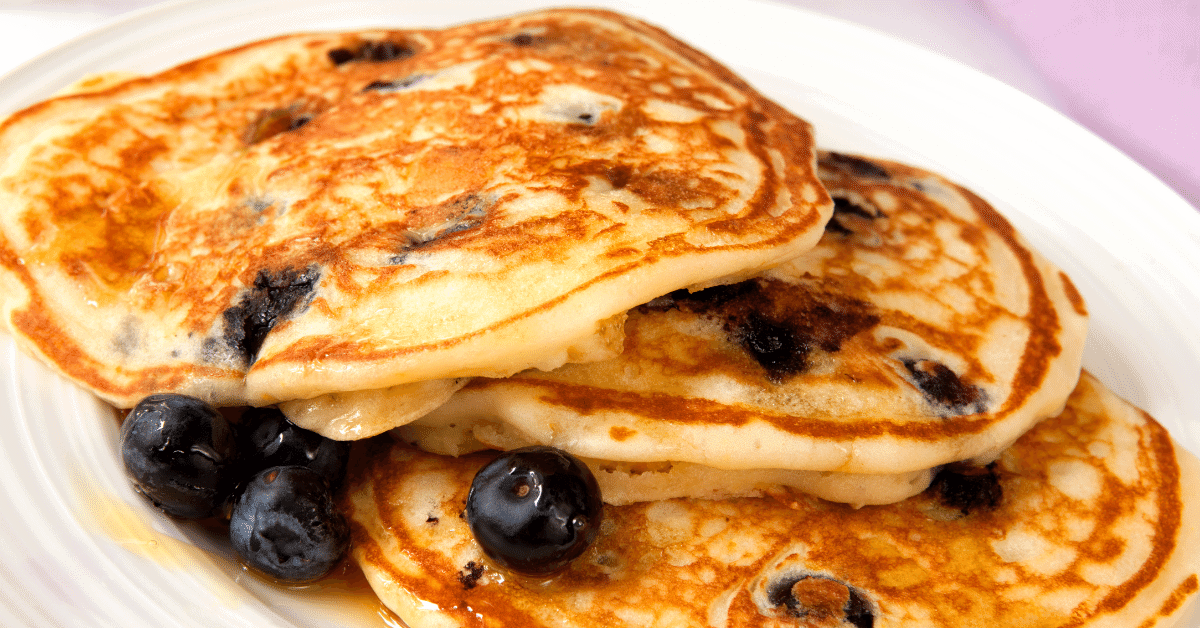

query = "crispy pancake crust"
[344, 372, 1200, 628]
[407, 153, 1088, 474]
[0, 8, 830, 408]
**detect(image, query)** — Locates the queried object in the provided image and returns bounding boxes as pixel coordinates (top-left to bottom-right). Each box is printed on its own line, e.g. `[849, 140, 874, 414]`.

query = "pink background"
[978, 0, 1200, 211]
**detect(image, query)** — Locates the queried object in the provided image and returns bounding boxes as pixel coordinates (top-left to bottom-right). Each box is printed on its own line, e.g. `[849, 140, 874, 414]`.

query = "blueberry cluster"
[119, 394, 350, 582]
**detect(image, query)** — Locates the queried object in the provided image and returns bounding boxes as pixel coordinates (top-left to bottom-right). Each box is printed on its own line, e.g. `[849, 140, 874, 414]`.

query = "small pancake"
[405, 153, 1089, 474]
[344, 372, 1200, 628]
[0, 8, 830, 411]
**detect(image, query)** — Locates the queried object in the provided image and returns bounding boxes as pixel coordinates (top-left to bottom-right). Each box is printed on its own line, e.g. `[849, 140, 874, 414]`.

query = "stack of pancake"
[0, 8, 1195, 628]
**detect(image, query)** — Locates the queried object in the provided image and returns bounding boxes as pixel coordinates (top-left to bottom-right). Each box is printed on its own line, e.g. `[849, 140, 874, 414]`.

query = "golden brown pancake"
[0, 8, 831, 414]
[344, 372, 1200, 628]
[403, 153, 1089, 475]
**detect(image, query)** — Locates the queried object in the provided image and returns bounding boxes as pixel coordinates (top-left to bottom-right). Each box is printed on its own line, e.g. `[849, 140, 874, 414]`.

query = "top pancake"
[0, 8, 830, 408]
[407, 153, 1088, 474]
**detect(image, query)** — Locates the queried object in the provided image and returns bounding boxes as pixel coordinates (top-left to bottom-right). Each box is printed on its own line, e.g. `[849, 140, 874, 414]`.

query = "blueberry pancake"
[344, 372, 1200, 628]
[0, 9, 831, 422]
[403, 153, 1088, 478]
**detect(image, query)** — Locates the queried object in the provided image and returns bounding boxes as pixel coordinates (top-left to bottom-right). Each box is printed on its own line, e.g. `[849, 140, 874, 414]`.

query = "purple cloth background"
[977, 0, 1200, 210]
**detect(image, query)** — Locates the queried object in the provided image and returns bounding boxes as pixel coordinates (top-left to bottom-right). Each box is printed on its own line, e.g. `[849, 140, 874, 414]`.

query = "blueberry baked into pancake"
[397, 152, 1088, 505]
[0, 8, 831, 438]
[345, 371, 1200, 628]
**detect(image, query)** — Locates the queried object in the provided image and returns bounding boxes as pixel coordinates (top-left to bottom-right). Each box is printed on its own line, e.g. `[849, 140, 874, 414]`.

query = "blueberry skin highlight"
[120, 394, 239, 519]
[239, 407, 350, 489]
[466, 446, 603, 576]
[230, 466, 350, 582]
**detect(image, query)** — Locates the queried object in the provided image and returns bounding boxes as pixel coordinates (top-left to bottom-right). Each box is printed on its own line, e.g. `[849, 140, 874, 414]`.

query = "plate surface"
[1, 0, 1198, 626]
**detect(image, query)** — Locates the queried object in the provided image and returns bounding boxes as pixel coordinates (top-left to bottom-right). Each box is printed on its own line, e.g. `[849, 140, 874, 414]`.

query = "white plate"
[2, 0, 1198, 626]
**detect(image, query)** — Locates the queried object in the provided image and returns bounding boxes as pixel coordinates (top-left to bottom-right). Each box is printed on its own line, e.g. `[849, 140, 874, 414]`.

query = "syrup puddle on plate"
[77, 475, 406, 627]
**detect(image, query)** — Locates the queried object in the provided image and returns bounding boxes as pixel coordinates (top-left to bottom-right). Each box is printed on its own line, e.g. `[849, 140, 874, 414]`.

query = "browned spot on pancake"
[1139, 574, 1199, 628]
[601, 246, 639, 259]
[608, 426, 636, 441]
[1060, 270, 1089, 318]
[1087, 537, 1128, 563]
[457, 561, 485, 590]
[625, 169, 719, 208]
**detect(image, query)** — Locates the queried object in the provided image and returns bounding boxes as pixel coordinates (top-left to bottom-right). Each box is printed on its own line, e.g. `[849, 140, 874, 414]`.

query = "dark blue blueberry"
[902, 359, 987, 416]
[826, 196, 885, 235]
[511, 33, 537, 46]
[821, 152, 890, 180]
[239, 407, 350, 489]
[735, 310, 811, 384]
[931, 462, 1002, 515]
[218, 266, 320, 366]
[466, 446, 602, 576]
[359, 40, 413, 62]
[120, 394, 239, 519]
[229, 466, 349, 582]
[361, 74, 427, 93]
[327, 48, 355, 65]
[327, 41, 413, 66]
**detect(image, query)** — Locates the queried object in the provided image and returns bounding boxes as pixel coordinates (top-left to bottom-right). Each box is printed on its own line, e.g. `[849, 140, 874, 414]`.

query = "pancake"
[0, 9, 831, 415]
[277, 311, 625, 440]
[402, 152, 1089, 475]
[344, 371, 1200, 628]
[579, 457, 933, 507]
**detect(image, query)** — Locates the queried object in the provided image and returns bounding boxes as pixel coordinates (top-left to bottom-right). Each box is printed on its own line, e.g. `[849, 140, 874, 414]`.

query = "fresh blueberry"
[466, 446, 602, 576]
[120, 394, 239, 519]
[229, 466, 350, 582]
[239, 407, 350, 489]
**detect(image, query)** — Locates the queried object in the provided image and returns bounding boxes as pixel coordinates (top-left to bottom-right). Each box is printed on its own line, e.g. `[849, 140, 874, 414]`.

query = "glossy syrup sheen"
[83, 478, 406, 626]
